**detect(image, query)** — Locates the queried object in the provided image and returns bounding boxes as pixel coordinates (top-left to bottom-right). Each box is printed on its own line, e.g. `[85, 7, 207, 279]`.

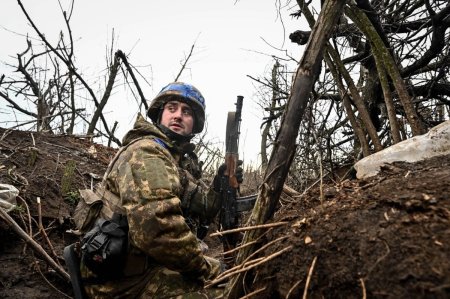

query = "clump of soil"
[1, 127, 449, 299]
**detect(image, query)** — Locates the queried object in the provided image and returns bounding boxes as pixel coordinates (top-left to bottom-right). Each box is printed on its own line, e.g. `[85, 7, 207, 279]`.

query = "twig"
[221, 240, 258, 256]
[319, 154, 324, 206]
[30, 132, 36, 146]
[360, 177, 386, 190]
[310, 128, 324, 206]
[174, 42, 196, 82]
[0, 207, 70, 282]
[210, 221, 288, 237]
[37, 197, 62, 267]
[54, 153, 60, 172]
[360, 278, 367, 299]
[221, 227, 272, 257]
[7, 167, 29, 186]
[286, 279, 303, 299]
[16, 0, 120, 145]
[239, 286, 266, 299]
[116, 50, 148, 111]
[0, 128, 14, 141]
[243, 235, 289, 265]
[206, 245, 292, 287]
[430, 283, 450, 292]
[16, 195, 33, 255]
[32, 258, 72, 298]
[41, 140, 73, 152]
[37, 197, 43, 228]
[217, 257, 265, 281]
[303, 256, 317, 299]
[367, 238, 390, 276]
[17, 195, 33, 236]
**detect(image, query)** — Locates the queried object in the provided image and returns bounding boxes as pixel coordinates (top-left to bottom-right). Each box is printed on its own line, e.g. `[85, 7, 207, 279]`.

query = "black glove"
[197, 223, 209, 240]
[235, 160, 244, 184]
[213, 160, 244, 192]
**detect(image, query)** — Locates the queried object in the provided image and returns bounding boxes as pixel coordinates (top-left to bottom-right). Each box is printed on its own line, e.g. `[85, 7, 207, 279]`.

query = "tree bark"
[224, 0, 345, 297]
[373, 54, 402, 143]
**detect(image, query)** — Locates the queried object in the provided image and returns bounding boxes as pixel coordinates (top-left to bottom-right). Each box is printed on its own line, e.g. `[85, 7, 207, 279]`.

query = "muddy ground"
[0, 127, 449, 299]
[252, 155, 450, 299]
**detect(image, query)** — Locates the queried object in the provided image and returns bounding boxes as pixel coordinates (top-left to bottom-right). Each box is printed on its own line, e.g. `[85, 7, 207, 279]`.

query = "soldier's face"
[160, 100, 194, 136]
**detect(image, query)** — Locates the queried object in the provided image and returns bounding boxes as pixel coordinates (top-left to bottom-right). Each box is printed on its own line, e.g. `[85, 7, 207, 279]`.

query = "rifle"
[218, 95, 245, 265]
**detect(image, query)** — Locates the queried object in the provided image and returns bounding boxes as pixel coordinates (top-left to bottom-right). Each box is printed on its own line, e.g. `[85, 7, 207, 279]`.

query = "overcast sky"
[0, 0, 307, 166]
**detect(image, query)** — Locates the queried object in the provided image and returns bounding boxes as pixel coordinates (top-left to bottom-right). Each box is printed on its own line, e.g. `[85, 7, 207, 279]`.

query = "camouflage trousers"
[83, 257, 224, 299]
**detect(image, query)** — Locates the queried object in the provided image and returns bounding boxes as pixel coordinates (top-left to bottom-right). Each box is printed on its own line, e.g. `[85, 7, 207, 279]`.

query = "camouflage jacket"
[99, 114, 221, 281]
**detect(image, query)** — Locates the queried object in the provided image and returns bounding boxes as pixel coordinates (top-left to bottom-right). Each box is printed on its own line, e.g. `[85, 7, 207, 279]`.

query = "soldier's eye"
[166, 103, 177, 112]
[182, 108, 193, 116]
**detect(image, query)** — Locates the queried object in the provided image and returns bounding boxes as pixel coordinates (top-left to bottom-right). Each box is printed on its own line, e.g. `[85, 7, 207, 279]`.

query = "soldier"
[79, 82, 237, 298]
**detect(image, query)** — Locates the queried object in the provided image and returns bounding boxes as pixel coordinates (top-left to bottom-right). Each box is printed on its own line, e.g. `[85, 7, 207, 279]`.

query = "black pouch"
[81, 213, 128, 279]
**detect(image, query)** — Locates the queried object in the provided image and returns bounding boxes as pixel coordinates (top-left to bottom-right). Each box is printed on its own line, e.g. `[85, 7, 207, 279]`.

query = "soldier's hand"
[213, 160, 244, 191]
[235, 160, 244, 184]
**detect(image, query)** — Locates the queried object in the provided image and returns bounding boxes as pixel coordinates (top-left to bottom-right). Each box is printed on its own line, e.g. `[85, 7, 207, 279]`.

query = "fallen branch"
[219, 235, 288, 281]
[221, 257, 265, 279]
[243, 235, 289, 265]
[206, 245, 293, 287]
[0, 207, 70, 282]
[221, 240, 258, 256]
[221, 227, 273, 256]
[209, 221, 288, 237]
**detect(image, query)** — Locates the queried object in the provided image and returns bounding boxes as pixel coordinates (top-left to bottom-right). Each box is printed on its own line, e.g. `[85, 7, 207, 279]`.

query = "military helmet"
[147, 82, 206, 134]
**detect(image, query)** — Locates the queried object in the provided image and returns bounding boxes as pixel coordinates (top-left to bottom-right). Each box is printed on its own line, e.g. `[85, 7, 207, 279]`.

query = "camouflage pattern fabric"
[82, 257, 223, 298]
[81, 114, 224, 298]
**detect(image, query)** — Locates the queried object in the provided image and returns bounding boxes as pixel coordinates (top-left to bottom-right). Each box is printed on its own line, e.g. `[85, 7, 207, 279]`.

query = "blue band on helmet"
[159, 83, 205, 108]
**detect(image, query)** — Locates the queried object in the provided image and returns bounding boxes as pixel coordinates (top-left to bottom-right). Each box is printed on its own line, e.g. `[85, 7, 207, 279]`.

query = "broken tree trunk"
[223, 0, 346, 298]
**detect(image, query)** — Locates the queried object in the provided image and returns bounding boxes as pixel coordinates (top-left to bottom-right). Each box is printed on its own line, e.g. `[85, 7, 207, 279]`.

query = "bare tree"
[252, 0, 449, 192]
[0, 1, 158, 146]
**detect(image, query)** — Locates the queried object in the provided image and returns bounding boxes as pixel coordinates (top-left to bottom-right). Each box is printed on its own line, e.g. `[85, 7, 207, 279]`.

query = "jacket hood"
[122, 114, 170, 146]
